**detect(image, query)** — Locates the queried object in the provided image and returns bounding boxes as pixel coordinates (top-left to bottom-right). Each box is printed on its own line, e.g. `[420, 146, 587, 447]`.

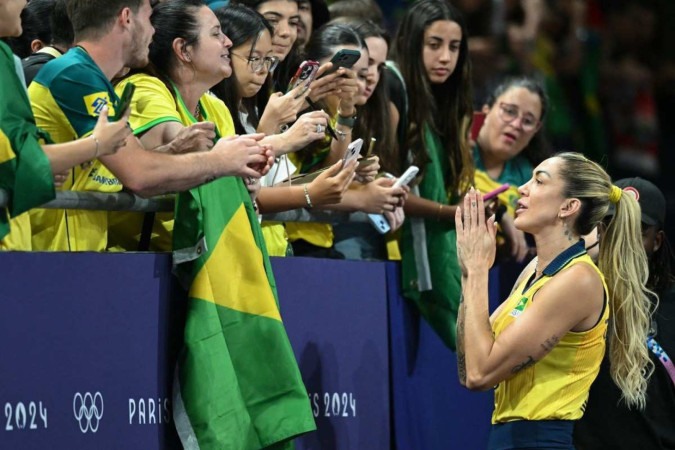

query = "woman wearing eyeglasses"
[212, 4, 356, 256]
[473, 77, 550, 264]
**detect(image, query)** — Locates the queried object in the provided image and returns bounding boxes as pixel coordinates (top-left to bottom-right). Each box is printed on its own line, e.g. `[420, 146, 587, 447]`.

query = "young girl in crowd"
[233, 0, 344, 111]
[473, 77, 550, 263]
[456, 152, 653, 450]
[213, 4, 355, 256]
[389, 0, 474, 350]
[286, 22, 405, 257]
[114, 1, 314, 446]
[326, 17, 403, 260]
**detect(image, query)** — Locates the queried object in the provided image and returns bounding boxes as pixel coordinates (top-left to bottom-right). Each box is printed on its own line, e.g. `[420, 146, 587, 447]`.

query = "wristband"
[303, 184, 313, 208]
[336, 113, 357, 128]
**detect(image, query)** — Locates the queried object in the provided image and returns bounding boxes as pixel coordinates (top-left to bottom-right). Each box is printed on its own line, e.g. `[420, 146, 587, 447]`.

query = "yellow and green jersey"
[491, 241, 609, 423]
[109, 73, 235, 251]
[28, 47, 122, 251]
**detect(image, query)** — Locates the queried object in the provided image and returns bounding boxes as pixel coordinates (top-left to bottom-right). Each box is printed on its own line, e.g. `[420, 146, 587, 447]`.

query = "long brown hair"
[391, 0, 474, 195]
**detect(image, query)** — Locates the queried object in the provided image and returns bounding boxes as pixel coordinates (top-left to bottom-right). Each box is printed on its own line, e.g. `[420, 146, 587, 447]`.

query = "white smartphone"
[367, 165, 419, 234]
[342, 138, 363, 168]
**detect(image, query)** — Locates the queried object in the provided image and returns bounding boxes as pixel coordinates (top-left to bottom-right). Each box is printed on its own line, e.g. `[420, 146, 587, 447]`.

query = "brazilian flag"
[401, 126, 462, 350]
[172, 176, 315, 449]
[0, 41, 54, 242]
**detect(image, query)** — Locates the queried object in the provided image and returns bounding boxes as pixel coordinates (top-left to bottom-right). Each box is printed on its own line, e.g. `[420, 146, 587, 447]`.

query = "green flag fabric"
[400, 125, 462, 350]
[172, 175, 315, 449]
[0, 41, 54, 241]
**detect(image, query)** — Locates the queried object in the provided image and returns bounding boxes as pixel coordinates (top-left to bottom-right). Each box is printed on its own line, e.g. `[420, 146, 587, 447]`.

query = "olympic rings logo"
[73, 392, 104, 433]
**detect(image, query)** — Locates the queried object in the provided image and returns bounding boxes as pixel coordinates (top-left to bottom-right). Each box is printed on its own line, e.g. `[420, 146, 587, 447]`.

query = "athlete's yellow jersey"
[491, 242, 609, 424]
[28, 47, 122, 251]
[110, 73, 235, 251]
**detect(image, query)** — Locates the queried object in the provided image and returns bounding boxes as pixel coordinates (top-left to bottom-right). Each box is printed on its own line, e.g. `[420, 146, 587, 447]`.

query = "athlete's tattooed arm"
[541, 335, 560, 353]
[457, 295, 467, 385]
[510, 335, 560, 373]
[511, 356, 535, 373]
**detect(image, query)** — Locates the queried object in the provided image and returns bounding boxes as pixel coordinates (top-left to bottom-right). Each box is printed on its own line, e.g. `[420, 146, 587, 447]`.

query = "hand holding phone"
[482, 183, 510, 201]
[319, 49, 361, 78]
[342, 138, 364, 168]
[115, 82, 136, 121]
[287, 60, 320, 94]
[368, 165, 419, 234]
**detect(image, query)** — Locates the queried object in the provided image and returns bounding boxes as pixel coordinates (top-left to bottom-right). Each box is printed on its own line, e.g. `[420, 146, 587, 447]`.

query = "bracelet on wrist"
[436, 203, 444, 221]
[303, 184, 313, 208]
[336, 107, 357, 128]
[334, 128, 348, 141]
[90, 133, 100, 159]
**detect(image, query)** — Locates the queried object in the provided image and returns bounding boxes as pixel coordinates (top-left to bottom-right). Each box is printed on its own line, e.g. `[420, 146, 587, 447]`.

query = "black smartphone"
[319, 49, 361, 78]
[115, 82, 136, 120]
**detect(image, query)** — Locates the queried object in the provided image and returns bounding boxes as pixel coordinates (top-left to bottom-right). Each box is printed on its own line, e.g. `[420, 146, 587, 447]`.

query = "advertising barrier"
[0, 253, 390, 449]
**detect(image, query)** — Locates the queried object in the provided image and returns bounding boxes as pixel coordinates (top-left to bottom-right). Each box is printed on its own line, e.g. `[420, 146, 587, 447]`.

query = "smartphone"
[482, 183, 510, 201]
[320, 49, 361, 78]
[367, 165, 420, 234]
[392, 165, 420, 189]
[287, 60, 320, 93]
[365, 137, 376, 158]
[115, 82, 136, 120]
[342, 138, 364, 167]
[470, 112, 486, 141]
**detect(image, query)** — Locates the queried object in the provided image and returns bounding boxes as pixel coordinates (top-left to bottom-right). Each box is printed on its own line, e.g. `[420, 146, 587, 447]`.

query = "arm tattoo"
[456, 298, 467, 384]
[540, 335, 560, 353]
[511, 356, 535, 373]
[457, 350, 467, 383]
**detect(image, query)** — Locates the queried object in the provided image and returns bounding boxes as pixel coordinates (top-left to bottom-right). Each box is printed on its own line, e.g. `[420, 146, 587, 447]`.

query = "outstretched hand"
[92, 106, 133, 157]
[455, 187, 498, 277]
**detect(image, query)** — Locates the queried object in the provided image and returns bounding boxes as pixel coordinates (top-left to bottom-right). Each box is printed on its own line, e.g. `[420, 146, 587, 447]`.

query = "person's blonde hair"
[557, 152, 654, 409]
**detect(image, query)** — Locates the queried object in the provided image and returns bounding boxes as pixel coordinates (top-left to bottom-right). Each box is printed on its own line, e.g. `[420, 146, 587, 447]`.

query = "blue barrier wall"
[0, 253, 492, 449]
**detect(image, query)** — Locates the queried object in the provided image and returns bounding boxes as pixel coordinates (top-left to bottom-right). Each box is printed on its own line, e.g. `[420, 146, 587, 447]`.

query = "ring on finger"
[316, 124, 324, 134]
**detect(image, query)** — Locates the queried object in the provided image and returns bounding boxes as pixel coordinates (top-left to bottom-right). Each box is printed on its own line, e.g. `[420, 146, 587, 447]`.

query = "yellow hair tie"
[609, 185, 622, 204]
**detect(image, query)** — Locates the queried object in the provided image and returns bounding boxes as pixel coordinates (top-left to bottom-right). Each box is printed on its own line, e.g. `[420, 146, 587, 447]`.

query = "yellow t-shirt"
[28, 47, 122, 251]
[109, 73, 235, 251]
[0, 212, 31, 251]
[491, 248, 609, 424]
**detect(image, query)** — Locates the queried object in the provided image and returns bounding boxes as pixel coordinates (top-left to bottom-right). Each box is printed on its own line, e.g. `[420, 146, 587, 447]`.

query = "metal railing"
[0, 189, 369, 223]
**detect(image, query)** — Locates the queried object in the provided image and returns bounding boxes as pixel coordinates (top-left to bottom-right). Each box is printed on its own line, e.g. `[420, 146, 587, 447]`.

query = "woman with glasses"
[279, 21, 405, 258]
[231, 0, 317, 131]
[235, 0, 353, 111]
[213, 4, 356, 256]
[473, 77, 550, 263]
